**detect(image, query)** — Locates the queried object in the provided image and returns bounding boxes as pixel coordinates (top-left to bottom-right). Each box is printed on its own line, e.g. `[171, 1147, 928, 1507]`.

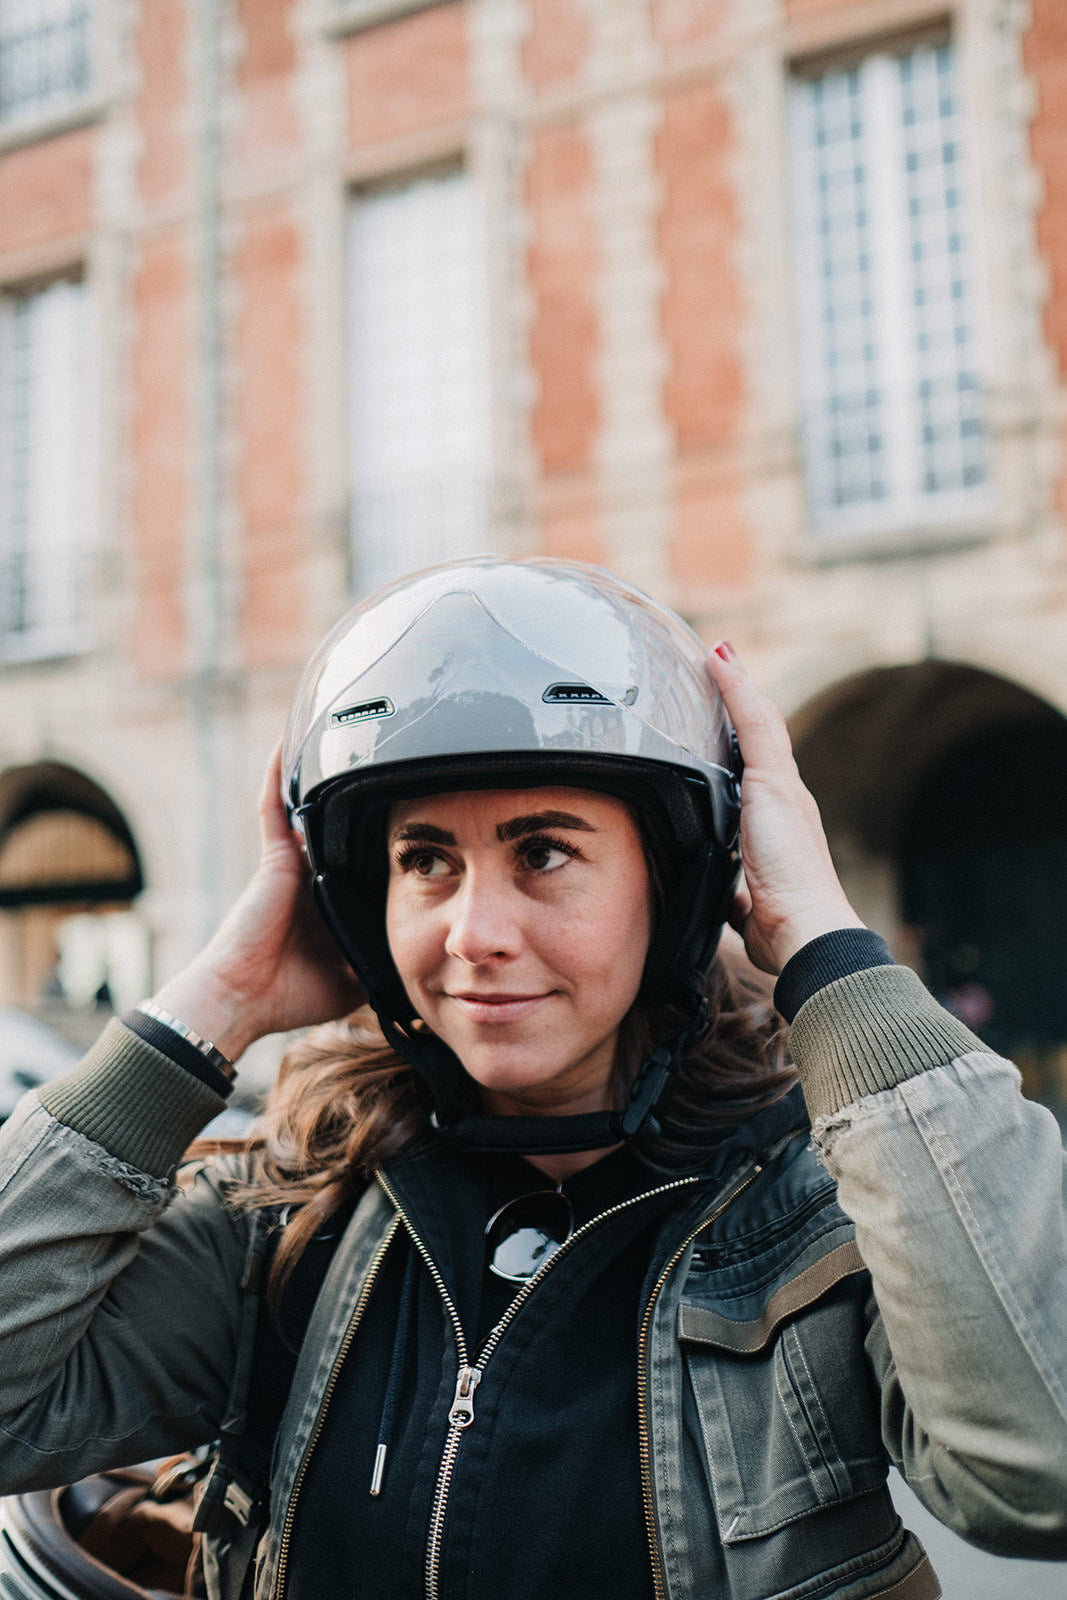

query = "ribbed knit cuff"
[789, 964, 990, 1121]
[37, 1019, 229, 1179]
[774, 928, 894, 1023]
[122, 1007, 234, 1097]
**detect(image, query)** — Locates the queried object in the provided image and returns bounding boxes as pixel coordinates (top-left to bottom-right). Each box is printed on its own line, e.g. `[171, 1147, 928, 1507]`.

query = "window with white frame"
[789, 37, 988, 541]
[347, 167, 492, 594]
[0, 278, 88, 657]
[0, 1, 91, 125]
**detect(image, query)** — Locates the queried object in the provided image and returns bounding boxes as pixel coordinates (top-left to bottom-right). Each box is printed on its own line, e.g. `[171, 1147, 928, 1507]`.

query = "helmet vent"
[331, 697, 395, 726]
[543, 682, 611, 705]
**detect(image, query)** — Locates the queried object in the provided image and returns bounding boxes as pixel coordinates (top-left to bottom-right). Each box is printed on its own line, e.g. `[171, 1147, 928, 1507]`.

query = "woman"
[0, 558, 1063, 1600]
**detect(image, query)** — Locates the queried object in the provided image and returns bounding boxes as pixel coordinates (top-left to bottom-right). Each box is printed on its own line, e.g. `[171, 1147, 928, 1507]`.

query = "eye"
[518, 835, 579, 874]
[395, 845, 450, 877]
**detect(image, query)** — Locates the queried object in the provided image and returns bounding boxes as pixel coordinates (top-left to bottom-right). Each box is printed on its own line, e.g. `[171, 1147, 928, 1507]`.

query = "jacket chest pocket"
[680, 1240, 888, 1544]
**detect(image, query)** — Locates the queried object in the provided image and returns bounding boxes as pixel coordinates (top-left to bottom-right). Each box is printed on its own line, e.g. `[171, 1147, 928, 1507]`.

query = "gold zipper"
[273, 1211, 401, 1599]
[374, 1173, 473, 1600]
[636, 1161, 763, 1600]
[380, 1169, 705, 1600]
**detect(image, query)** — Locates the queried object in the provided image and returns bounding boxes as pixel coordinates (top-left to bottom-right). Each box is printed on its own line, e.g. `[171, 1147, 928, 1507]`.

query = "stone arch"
[790, 659, 1067, 1120]
[0, 761, 143, 900]
[0, 761, 149, 1039]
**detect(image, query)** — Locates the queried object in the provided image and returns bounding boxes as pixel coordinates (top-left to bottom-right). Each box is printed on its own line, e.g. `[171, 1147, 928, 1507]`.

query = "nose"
[444, 867, 523, 966]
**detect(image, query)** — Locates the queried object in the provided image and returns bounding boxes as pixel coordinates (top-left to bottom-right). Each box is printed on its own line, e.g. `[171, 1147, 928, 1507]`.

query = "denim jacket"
[1, 966, 1065, 1600]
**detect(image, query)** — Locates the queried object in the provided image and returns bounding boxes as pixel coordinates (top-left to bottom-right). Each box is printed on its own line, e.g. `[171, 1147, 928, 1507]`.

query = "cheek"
[609, 874, 653, 1002]
[566, 876, 651, 995]
[618, 895, 652, 993]
[385, 885, 432, 989]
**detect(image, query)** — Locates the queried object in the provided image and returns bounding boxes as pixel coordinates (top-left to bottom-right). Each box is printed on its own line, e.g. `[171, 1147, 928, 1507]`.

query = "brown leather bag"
[4, 1458, 207, 1600]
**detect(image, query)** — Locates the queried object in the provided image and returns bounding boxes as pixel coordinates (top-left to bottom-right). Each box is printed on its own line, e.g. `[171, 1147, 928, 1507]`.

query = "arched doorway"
[792, 662, 1067, 1125]
[0, 762, 149, 1047]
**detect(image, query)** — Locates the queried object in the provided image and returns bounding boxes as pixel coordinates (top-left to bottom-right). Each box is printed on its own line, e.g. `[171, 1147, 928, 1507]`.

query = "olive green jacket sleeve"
[0, 1021, 248, 1491]
[793, 965, 1067, 1555]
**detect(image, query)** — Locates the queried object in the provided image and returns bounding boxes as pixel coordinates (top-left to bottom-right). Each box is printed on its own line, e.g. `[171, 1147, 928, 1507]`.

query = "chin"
[462, 1054, 564, 1099]
[460, 1051, 614, 1118]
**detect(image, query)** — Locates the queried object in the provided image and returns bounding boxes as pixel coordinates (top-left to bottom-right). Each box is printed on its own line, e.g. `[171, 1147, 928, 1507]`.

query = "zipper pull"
[448, 1365, 481, 1429]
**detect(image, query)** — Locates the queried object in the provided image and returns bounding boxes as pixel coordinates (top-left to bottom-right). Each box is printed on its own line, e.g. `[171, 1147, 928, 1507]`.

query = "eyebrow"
[389, 822, 456, 847]
[496, 810, 596, 842]
[388, 810, 597, 848]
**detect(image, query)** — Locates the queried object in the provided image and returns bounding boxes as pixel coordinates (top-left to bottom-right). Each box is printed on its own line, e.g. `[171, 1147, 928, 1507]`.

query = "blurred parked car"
[0, 1005, 255, 1138]
[0, 1006, 81, 1121]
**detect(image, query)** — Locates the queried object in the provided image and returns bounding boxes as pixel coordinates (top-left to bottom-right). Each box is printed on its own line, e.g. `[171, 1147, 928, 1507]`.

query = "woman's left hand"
[705, 643, 865, 976]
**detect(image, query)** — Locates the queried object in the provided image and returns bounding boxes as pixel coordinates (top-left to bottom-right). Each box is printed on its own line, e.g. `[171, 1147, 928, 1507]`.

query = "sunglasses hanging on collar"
[484, 1182, 574, 1283]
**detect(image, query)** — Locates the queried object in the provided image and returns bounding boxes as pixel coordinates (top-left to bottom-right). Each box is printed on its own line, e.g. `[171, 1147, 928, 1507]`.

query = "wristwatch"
[134, 999, 235, 1080]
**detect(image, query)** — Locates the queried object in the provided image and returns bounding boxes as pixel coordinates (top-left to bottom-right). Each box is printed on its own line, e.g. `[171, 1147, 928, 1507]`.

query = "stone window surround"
[762, 1, 1053, 569]
[324, 0, 450, 43]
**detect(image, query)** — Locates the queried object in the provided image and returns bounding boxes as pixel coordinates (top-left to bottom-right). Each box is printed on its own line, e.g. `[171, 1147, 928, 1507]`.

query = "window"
[347, 168, 492, 594]
[789, 38, 988, 541]
[0, 277, 88, 658]
[0, 0, 91, 125]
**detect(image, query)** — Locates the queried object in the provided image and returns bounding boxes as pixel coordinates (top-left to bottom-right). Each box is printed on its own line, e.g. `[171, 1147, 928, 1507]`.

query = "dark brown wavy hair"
[228, 946, 795, 1299]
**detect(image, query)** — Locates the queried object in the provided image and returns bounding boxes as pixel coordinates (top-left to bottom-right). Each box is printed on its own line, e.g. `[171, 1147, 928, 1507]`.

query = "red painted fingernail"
[714, 640, 736, 662]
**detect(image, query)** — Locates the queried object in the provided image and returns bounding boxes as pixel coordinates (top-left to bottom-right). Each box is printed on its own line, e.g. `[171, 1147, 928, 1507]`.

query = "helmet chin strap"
[378, 1002, 709, 1156]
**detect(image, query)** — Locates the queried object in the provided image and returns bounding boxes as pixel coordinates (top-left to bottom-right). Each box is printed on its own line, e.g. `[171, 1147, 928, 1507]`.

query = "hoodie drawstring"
[370, 1241, 419, 1495]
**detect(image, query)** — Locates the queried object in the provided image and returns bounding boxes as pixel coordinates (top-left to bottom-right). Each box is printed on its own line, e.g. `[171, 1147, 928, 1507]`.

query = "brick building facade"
[1, 0, 1066, 1111]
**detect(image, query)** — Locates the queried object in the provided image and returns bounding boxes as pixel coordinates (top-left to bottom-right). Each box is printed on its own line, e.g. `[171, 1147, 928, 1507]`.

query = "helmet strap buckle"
[620, 1046, 672, 1139]
[620, 998, 709, 1140]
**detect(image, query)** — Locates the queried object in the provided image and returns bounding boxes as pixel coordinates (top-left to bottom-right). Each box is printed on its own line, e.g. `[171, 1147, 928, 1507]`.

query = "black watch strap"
[123, 1007, 235, 1098]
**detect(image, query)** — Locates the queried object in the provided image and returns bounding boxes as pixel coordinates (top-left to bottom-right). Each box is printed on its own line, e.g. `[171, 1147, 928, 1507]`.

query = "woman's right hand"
[149, 743, 366, 1063]
[705, 644, 865, 976]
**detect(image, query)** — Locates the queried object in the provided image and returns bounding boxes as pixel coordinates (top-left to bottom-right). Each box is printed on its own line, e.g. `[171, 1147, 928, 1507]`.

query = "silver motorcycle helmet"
[283, 557, 742, 1155]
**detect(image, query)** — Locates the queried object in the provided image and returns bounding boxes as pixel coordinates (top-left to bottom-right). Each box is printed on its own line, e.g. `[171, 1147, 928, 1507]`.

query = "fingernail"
[713, 640, 736, 662]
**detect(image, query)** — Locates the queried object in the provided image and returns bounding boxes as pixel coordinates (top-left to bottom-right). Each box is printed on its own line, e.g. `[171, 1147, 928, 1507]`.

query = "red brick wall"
[0, 129, 94, 258]
[136, 0, 190, 207]
[130, 236, 190, 679]
[129, 0, 191, 678]
[235, 206, 307, 667]
[525, 122, 605, 561]
[651, 0, 730, 57]
[1025, 1, 1067, 527]
[522, 0, 589, 91]
[346, 4, 469, 150]
[656, 81, 749, 587]
[1026, 2, 1067, 376]
[237, 0, 299, 171]
[234, 0, 306, 666]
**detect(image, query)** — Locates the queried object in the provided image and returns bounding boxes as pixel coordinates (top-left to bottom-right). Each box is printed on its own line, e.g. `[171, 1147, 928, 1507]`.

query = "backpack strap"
[194, 1205, 279, 1543]
[194, 1195, 359, 1599]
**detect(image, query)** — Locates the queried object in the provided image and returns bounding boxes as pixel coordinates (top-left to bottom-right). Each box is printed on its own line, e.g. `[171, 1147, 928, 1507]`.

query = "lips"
[448, 992, 553, 1023]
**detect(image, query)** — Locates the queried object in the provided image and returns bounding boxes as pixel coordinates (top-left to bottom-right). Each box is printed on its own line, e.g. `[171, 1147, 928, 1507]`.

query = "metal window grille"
[347, 168, 492, 594]
[789, 40, 988, 539]
[0, 279, 87, 657]
[0, 0, 91, 123]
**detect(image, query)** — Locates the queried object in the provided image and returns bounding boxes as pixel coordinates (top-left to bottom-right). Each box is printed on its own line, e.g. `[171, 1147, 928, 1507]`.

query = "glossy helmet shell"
[283, 556, 741, 1042]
